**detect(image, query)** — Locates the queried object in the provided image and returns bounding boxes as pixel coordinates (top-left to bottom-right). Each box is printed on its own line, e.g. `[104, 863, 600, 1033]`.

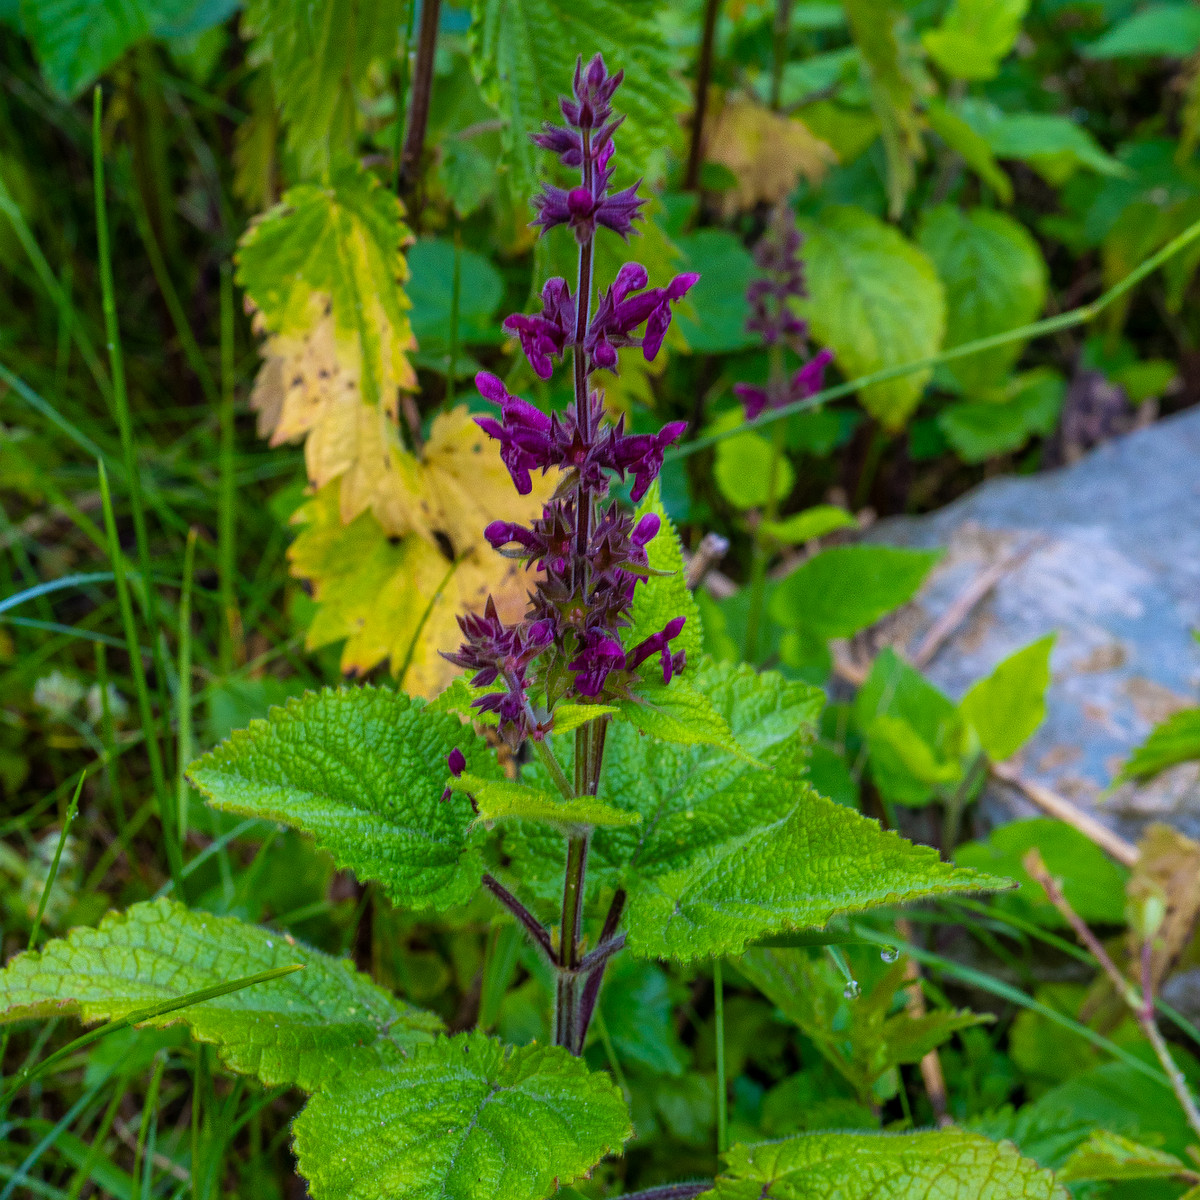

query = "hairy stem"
[617, 1187, 711, 1200]
[482, 873, 554, 964]
[398, 0, 440, 202]
[684, 0, 722, 190]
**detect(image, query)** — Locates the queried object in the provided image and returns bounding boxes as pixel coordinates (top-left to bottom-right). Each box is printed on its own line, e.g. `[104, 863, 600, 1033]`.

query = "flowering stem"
[744, 346, 787, 664]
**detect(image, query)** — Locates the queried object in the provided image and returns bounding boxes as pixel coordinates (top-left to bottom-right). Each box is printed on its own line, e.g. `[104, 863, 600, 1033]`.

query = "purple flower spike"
[735, 220, 833, 422]
[444, 54, 696, 745]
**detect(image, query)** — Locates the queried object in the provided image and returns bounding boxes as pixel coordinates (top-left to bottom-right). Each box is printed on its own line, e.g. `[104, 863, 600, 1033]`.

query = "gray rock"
[873, 407, 1200, 842]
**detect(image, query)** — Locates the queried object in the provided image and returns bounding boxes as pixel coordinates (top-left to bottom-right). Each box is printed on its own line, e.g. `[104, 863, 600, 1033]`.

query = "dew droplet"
[842, 979, 861, 1000]
[880, 946, 900, 964]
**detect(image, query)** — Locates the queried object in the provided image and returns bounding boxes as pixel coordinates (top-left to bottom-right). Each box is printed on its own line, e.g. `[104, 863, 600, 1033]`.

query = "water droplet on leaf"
[842, 979, 860, 1000]
[880, 946, 900, 964]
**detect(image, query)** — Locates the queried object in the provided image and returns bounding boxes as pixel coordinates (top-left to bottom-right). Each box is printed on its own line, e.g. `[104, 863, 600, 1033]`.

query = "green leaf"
[625, 796, 1004, 960]
[553, 703, 618, 734]
[855, 649, 967, 807]
[958, 102, 1126, 186]
[956, 818, 1130, 926]
[293, 1030, 631, 1200]
[613, 679, 761, 764]
[0, 899, 440, 1092]
[770, 546, 941, 639]
[1058, 1130, 1188, 1182]
[715, 432, 795, 510]
[592, 957, 687, 1075]
[508, 660, 823, 905]
[925, 99, 1013, 204]
[797, 207, 946, 429]
[468, 0, 686, 197]
[407, 237, 505, 351]
[918, 205, 1048, 396]
[760, 505, 857, 546]
[960, 636, 1055, 761]
[20, 0, 239, 97]
[711, 1129, 1066, 1199]
[187, 686, 494, 911]
[243, 0, 405, 175]
[1084, 4, 1200, 59]
[1117, 706, 1200, 782]
[627, 482, 704, 668]
[938, 369, 1064, 463]
[675, 230, 759, 353]
[450, 773, 641, 831]
[922, 0, 1029, 82]
[235, 164, 415, 406]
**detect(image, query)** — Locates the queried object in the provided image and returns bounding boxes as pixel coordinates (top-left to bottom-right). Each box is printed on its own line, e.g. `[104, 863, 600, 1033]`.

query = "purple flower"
[734, 221, 833, 422]
[441, 747, 467, 802]
[444, 54, 695, 742]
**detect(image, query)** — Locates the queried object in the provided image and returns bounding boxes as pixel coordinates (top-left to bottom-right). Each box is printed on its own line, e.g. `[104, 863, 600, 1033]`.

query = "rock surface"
[873, 407, 1200, 842]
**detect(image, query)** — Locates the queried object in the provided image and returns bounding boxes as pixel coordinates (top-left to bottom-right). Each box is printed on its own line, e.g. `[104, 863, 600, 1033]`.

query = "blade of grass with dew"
[98, 460, 183, 893]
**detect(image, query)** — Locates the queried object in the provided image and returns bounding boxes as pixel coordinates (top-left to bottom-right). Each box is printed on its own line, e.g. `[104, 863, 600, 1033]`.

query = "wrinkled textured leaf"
[625, 792, 1002, 960]
[188, 686, 496, 910]
[0, 899, 440, 1091]
[918, 205, 1047, 396]
[770, 546, 941, 638]
[451, 773, 640, 830]
[798, 208, 946, 429]
[468, 0, 686, 195]
[627, 482, 704, 668]
[960, 636, 1054, 761]
[922, 0, 1029, 82]
[938, 369, 1064, 463]
[711, 1128, 1067, 1199]
[293, 1030, 632, 1200]
[242, 0, 406, 175]
[613, 679, 758, 762]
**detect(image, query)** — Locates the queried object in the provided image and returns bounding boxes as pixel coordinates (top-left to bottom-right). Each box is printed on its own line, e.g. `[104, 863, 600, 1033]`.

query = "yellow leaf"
[704, 95, 837, 216]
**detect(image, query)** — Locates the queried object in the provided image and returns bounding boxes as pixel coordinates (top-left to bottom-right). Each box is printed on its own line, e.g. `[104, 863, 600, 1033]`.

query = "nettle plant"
[0, 58, 1067, 1200]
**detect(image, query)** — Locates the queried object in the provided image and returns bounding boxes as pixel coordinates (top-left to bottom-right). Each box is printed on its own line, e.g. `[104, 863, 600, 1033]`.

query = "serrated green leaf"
[922, 0, 1029, 82]
[918, 205, 1047, 396]
[450, 773, 640, 830]
[1117, 706, 1200, 782]
[760, 505, 857, 546]
[1084, 4, 1200, 60]
[960, 635, 1055, 762]
[0, 899, 440, 1091]
[712, 1129, 1066, 1199]
[624, 794, 1004, 960]
[627, 482, 704, 667]
[20, 0, 238, 97]
[236, 164, 415, 406]
[613, 679, 761, 764]
[293, 1030, 632, 1200]
[509, 661, 823, 906]
[187, 686, 495, 911]
[797, 207, 946, 429]
[770, 546, 941, 639]
[468, 0, 686, 197]
[1058, 1130, 1188, 1182]
[242, 0, 405, 175]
